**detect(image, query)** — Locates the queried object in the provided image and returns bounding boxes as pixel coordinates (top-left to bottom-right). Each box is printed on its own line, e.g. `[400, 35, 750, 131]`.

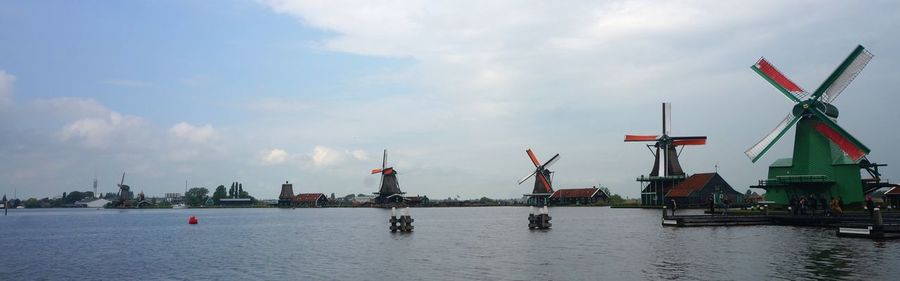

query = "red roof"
[886, 186, 900, 196]
[295, 193, 325, 202]
[667, 173, 715, 197]
[550, 188, 599, 199]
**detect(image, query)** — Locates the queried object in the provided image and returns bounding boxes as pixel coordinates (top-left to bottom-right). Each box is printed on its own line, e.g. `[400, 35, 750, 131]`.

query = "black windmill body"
[115, 172, 131, 208]
[518, 149, 560, 206]
[625, 103, 707, 206]
[372, 149, 405, 204]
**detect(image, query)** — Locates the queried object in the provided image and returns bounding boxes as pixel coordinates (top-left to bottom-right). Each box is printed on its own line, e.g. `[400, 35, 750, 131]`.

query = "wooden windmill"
[115, 172, 131, 208]
[371, 149, 405, 204]
[746, 45, 881, 204]
[518, 148, 560, 206]
[625, 103, 707, 205]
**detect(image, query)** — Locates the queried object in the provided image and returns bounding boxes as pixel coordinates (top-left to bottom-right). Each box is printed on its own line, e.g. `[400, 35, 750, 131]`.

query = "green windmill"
[747, 45, 877, 205]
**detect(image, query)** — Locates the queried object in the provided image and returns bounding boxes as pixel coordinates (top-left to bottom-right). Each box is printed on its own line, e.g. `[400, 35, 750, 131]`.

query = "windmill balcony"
[752, 175, 834, 189]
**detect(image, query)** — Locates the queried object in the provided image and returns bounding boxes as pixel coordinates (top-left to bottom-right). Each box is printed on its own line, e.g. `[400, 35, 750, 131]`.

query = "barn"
[666, 173, 744, 208]
[295, 193, 328, 207]
[549, 187, 609, 206]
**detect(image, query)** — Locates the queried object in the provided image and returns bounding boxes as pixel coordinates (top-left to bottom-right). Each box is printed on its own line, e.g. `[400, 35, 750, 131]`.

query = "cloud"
[310, 145, 341, 167]
[32, 97, 110, 119]
[351, 149, 369, 161]
[262, 148, 289, 165]
[169, 122, 216, 143]
[0, 70, 15, 106]
[60, 112, 146, 148]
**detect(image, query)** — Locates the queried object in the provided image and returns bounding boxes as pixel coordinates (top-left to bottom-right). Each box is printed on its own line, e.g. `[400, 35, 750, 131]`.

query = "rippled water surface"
[2, 207, 898, 280]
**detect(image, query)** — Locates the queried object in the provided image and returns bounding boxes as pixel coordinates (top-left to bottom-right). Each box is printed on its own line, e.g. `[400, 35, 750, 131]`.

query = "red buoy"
[188, 216, 198, 224]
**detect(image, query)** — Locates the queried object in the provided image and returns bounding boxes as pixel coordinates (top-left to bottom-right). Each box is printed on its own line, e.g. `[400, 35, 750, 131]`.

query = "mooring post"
[763, 204, 769, 216]
[662, 205, 667, 218]
[389, 207, 398, 232]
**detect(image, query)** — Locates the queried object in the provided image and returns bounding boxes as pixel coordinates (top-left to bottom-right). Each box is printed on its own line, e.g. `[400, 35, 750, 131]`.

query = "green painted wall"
[763, 117, 863, 204]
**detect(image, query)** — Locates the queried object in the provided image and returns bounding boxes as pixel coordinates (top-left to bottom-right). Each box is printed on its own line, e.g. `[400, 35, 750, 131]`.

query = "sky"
[1, 0, 899, 200]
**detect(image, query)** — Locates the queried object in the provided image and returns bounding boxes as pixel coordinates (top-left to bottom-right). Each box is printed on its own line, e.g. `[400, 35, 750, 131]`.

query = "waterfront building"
[219, 198, 253, 207]
[884, 186, 900, 208]
[403, 195, 430, 206]
[295, 193, 327, 207]
[549, 187, 609, 205]
[666, 173, 743, 208]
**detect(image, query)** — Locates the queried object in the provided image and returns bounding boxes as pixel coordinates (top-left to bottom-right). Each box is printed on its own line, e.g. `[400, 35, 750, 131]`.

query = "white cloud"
[169, 122, 216, 143]
[262, 148, 289, 165]
[0, 70, 15, 106]
[310, 145, 341, 167]
[32, 97, 110, 119]
[351, 149, 369, 161]
[60, 112, 146, 148]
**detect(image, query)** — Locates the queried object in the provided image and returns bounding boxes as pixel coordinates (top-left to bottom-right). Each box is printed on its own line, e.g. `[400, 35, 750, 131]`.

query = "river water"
[1, 207, 897, 280]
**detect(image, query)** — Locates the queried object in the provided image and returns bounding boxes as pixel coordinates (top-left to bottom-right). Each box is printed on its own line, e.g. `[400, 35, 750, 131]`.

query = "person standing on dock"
[789, 195, 798, 215]
[707, 194, 715, 214]
[831, 197, 843, 216]
[721, 196, 730, 216]
[809, 194, 818, 216]
[820, 196, 830, 216]
[669, 199, 677, 216]
[799, 197, 808, 215]
[866, 195, 875, 218]
[838, 197, 845, 214]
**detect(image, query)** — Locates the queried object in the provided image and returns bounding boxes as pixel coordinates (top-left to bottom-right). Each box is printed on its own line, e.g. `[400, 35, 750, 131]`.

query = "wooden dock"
[662, 209, 900, 240]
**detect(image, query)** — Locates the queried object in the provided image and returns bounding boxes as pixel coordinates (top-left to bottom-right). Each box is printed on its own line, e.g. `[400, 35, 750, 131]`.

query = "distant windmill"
[371, 149, 405, 204]
[518, 149, 559, 205]
[518, 149, 558, 229]
[115, 172, 131, 208]
[746, 45, 878, 204]
[625, 103, 707, 205]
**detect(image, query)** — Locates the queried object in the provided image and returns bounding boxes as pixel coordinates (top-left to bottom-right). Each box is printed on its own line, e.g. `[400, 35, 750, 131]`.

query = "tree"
[185, 187, 209, 207]
[238, 183, 243, 198]
[212, 185, 227, 204]
[24, 198, 40, 208]
[65, 191, 87, 204]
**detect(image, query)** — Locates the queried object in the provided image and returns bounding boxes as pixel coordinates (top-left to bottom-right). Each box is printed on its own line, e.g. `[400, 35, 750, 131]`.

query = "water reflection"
[0, 207, 898, 280]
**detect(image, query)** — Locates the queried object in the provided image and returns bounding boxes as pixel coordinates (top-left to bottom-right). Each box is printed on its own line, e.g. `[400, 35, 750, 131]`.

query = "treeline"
[184, 182, 256, 207]
[19, 191, 108, 208]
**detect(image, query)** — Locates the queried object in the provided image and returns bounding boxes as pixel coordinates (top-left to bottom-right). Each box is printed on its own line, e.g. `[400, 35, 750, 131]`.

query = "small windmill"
[625, 103, 707, 205]
[518, 149, 559, 206]
[746, 45, 876, 204]
[371, 149, 405, 204]
[115, 172, 131, 208]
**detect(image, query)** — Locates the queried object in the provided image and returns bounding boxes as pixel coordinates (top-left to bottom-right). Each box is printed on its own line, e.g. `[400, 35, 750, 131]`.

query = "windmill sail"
[815, 45, 873, 103]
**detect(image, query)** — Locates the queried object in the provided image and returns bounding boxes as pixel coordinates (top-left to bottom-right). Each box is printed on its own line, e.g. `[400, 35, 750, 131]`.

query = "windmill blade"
[751, 57, 808, 102]
[672, 138, 707, 146]
[669, 136, 708, 140]
[810, 109, 870, 161]
[812, 45, 873, 103]
[371, 169, 383, 174]
[536, 170, 552, 193]
[542, 154, 560, 169]
[382, 149, 387, 170]
[525, 149, 541, 167]
[624, 135, 659, 142]
[120, 172, 125, 185]
[745, 113, 801, 162]
[663, 102, 671, 136]
[518, 170, 537, 185]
